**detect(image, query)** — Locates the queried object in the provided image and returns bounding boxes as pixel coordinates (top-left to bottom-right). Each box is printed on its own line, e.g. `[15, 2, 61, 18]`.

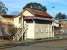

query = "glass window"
[26, 19, 33, 23]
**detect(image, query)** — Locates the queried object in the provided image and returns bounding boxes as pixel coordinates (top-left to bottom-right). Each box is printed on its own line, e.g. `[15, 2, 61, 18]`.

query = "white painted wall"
[52, 22, 59, 27]
[34, 24, 53, 39]
[48, 24, 54, 37]
[25, 23, 35, 39]
[25, 23, 54, 39]
[13, 16, 21, 28]
[23, 10, 34, 16]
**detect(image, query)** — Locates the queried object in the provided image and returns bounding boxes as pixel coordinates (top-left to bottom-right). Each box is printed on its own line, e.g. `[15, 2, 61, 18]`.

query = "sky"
[1, 0, 67, 16]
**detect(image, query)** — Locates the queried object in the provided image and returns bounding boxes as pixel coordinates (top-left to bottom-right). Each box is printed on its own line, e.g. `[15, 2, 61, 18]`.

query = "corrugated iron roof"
[23, 8, 52, 18]
[1, 14, 17, 18]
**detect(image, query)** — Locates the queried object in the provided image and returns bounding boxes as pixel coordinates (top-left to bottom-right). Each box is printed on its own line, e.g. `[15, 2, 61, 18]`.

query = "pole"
[53, 19, 54, 37]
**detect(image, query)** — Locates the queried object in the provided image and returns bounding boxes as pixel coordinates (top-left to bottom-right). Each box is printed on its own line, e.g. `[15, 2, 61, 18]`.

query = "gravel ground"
[0, 39, 67, 50]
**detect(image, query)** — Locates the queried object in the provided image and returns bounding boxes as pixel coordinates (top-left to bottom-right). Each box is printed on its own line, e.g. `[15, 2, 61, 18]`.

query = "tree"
[0, 1, 8, 14]
[23, 2, 47, 11]
[55, 12, 66, 20]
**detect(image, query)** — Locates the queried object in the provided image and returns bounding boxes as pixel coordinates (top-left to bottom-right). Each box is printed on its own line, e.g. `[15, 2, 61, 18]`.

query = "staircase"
[13, 25, 27, 41]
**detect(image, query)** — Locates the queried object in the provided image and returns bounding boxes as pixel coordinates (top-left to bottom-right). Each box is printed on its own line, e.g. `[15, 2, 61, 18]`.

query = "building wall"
[62, 21, 67, 28]
[23, 10, 34, 16]
[34, 24, 53, 39]
[25, 23, 54, 39]
[61, 20, 67, 34]
[1, 18, 14, 24]
[25, 23, 35, 39]
[13, 16, 22, 28]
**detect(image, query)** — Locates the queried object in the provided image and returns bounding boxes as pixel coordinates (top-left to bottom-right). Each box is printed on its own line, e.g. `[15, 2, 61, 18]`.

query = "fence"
[0, 22, 18, 40]
[0, 22, 28, 41]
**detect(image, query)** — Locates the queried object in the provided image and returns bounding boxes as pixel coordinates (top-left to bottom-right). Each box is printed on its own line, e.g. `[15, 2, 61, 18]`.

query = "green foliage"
[0, 1, 8, 14]
[55, 12, 66, 19]
[23, 2, 47, 11]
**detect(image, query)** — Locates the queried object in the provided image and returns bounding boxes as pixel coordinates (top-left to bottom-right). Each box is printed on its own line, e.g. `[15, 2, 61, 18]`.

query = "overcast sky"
[1, 0, 67, 16]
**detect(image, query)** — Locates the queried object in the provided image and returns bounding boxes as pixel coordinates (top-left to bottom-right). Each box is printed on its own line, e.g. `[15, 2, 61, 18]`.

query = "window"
[35, 19, 52, 24]
[26, 19, 33, 23]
